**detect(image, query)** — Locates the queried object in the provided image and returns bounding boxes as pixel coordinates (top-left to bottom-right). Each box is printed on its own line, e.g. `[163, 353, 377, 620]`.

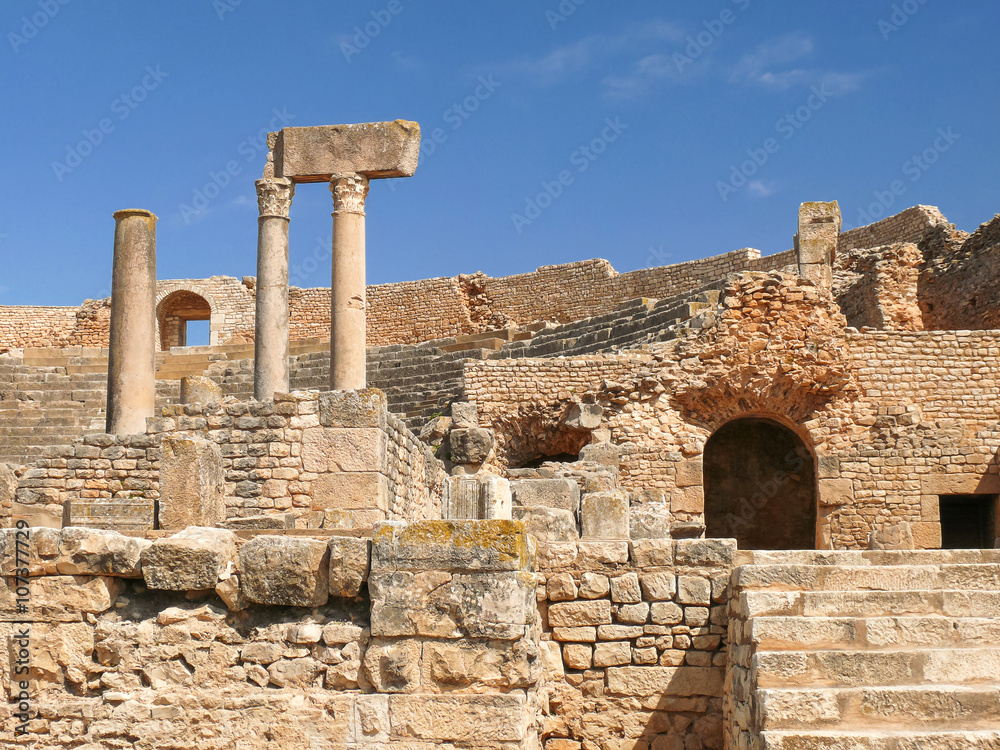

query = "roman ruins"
[1, 119, 1000, 748]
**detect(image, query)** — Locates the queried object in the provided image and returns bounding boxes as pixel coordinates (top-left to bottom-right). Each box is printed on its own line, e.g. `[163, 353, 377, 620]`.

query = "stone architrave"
[106, 209, 157, 435]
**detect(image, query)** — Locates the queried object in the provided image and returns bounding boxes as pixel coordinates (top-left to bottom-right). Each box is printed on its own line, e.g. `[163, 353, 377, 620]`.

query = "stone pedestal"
[329, 173, 370, 390]
[106, 209, 157, 435]
[253, 177, 295, 401]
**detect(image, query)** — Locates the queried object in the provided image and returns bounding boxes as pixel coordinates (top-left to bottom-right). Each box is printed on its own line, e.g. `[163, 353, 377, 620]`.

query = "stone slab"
[275, 121, 421, 182]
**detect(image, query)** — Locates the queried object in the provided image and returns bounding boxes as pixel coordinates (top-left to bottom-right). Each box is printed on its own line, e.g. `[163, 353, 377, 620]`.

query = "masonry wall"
[837, 204, 949, 254]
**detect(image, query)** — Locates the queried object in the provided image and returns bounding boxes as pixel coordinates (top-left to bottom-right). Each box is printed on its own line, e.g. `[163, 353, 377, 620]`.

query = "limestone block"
[606, 666, 724, 697]
[10, 502, 67, 530]
[370, 569, 533, 640]
[387, 694, 527, 743]
[675, 459, 703, 488]
[553, 626, 596, 642]
[219, 513, 295, 530]
[546, 572, 578, 602]
[5, 575, 124, 622]
[450, 402, 479, 429]
[312, 472, 389, 512]
[594, 641, 631, 667]
[514, 506, 578, 542]
[371, 520, 533, 573]
[578, 572, 610, 599]
[323, 622, 366, 645]
[449, 428, 494, 464]
[141, 527, 237, 591]
[240, 535, 330, 607]
[57, 527, 151, 577]
[819, 478, 853, 507]
[817, 455, 841, 479]
[921, 473, 1000, 495]
[511, 478, 580, 512]
[610, 572, 641, 603]
[445, 476, 511, 520]
[301, 427, 387, 473]
[617, 602, 650, 624]
[581, 492, 629, 539]
[869, 522, 915, 550]
[565, 402, 603, 430]
[548, 600, 612, 627]
[671, 485, 704, 514]
[319, 389, 388, 429]
[631, 539, 675, 567]
[913, 521, 943, 550]
[215, 573, 247, 611]
[641, 572, 676, 601]
[578, 442, 620, 467]
[363, 638, 421, 693]
[677, 576, 712, 606]
[419, 415, 452, 444]
[275, 121, 421, 182]
[675, 539, 736, 567]
[563, 643, 592, 670]
[179, 375, 221, 405]
[423, 640, 536, 689]
[267, 658, 324, 688]
[630, 496, 671, 540]
[0, 464, 15, 521]
[328, 536, 371, 598]
[158, 435, 224, 530]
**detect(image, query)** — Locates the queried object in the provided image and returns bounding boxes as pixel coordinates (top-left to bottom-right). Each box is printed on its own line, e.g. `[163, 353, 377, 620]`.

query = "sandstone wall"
[837, 204, 949, 254]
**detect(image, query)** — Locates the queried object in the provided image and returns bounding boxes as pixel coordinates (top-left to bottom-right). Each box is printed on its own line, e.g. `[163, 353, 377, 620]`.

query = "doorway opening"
[939, 494, 997, 549]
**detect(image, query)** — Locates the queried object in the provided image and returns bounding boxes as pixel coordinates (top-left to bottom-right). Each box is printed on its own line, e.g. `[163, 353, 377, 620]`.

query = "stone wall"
[465, 273, 1000, 551]
[7, 389, 446, 533]
[834, 242, 923, 330]
[837, 204, 949, 254]
[537, 538, 733, 750]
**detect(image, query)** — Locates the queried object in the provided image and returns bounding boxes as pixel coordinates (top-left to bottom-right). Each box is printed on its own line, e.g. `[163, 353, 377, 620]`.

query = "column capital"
[329, 172, 370, 216]
[255, 177, 295, 220]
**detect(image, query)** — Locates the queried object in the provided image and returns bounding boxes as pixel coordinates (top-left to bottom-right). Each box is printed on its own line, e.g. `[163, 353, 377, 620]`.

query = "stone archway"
[157, 290, 212, 350]
[703, 416, 817, 550]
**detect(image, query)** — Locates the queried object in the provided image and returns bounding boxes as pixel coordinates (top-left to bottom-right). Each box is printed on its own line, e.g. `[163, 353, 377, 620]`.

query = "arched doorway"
[158, 291, 211, 350]
[703, 417, 817, 549]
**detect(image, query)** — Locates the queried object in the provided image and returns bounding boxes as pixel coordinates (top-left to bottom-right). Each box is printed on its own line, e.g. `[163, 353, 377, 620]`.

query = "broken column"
[106, 209, 157, 435]
[269, 120, 421, 391]
[253, 173, 295, 400]
[329, 172, 370, 390]
[795, 201, 841, 288]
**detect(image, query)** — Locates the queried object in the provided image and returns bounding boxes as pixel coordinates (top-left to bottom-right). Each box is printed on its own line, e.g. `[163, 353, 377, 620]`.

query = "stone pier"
[253, 175, 295, 400]
[795, 200, 841, 288]
[106, 209, 157, 435]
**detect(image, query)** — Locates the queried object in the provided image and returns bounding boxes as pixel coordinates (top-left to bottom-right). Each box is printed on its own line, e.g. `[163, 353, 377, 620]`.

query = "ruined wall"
[538, 538, 732, 750]
[0, 300, 109, 351]
[466, 274, 1000, 550]
[837, 204, 949, 254]
[834, 242, 923, 330]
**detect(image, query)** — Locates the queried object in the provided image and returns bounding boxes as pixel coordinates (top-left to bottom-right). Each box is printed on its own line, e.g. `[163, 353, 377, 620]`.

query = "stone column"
[796, 201, 841, 289]
[253, 177, 295, 401]
[106, 209, 158, 435]
[329, 172, 370, 391]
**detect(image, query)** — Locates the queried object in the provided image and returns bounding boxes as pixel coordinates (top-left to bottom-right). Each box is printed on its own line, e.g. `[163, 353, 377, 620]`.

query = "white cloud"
[729, 32, 866, 94]
[747, 180, 776, 198]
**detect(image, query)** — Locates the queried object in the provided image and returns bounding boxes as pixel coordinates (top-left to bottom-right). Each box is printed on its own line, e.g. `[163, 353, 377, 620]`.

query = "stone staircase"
[727, 549, 1000, 750]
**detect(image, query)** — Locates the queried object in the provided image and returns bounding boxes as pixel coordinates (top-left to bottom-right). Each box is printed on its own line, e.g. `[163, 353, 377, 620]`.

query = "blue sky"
[1, 0, 997, 308]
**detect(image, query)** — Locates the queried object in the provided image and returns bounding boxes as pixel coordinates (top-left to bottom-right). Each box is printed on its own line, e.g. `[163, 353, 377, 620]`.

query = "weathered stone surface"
[514, 505, 578, 542]
[219, 513, 295, 530]
[870, 522, 915, 550]
[318, 388, 388, 428]
[158, 435, 224, 530]
[1, 575, 124, 622]
[511, 478, 580, 512]
[179, 375, 222, 405]
[581, 492, 629, 539]
[388, 694, 527, 742]
[630, 496, 671, 539]
[451, 401, 479, 429]
[641, 571, 677, 601]
[0, 464, 15, 523]
[363, 638, 421, 692]
[241, 535, 331, 607]
[141, 527, 237, 591]
[328, 536, 371, 598]
[546, 572, 578, 602]
[565, 402, 603, 429]
[449, 427, 494, 464]
[313, 472, 389, 513]
[372, 520, 533, 572]
[301, 427, 387, 473]
[275, 121, 421, 182]
[610, 572, 642, 603]
[57, 527, 151, 577]
[548, 599, 612, 627]
[605, 666, 724, 697]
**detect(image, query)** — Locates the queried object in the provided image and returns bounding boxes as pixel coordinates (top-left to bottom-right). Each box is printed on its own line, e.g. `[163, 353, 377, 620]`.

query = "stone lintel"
[274, 121, 421, 183]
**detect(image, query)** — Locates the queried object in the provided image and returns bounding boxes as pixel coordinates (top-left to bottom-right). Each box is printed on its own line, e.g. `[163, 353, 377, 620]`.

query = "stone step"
[741, 589, 1000, 619]
[754, 648, 1000, 689]
[758, 685, 1000, 731]
[749, 615, 1000, 651]
[736, 564, 1000, 593]
[760, 729, 1000, 750]
[739, 550, 1000, 567]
